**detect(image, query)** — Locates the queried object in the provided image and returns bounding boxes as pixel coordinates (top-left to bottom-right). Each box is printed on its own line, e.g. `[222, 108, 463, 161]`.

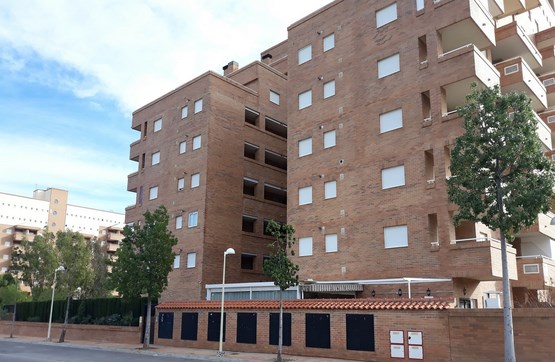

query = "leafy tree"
[263, 220, 299, 362]
[448, 84, 555, 362]
[57, 230, 94, 296]
[109, 206, 178, 349]
[11, 230, 58, 301]
[88, 239, 111, 298]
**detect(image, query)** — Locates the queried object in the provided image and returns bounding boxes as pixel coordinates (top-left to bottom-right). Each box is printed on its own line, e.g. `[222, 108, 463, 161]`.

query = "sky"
[0, 0, 330, 213]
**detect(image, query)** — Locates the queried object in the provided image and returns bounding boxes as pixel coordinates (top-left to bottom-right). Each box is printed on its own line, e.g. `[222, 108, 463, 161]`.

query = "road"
[0, 339, 207, 362]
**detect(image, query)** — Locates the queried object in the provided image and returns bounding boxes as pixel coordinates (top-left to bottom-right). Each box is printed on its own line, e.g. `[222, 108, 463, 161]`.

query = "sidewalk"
[3, 336, 352, 362]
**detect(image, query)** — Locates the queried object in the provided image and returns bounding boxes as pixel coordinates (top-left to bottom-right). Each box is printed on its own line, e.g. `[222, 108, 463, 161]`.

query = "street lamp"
[47, 265, 65, 342]
[218, 247, 235, 356]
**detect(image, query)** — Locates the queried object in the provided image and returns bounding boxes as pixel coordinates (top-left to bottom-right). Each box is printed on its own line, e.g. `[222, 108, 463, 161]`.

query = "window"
[376, 3, 397, 28]
[270, 90, 280, 105]
[243, 177, 258, 196]
[504, 64, 519, 75]
[188, 212, 198, 228]
[149, 186, 158, 200]
[299, 186, 313, 205]
[151, 151, 160, 165]
[416, 0, 424, 11]
[324, 181, 337, 199]
[242, 215, 256, 232]
[382, 165, 405, 189]
[181, 106, 188, 119]
[193, 135, 201, 150]
[177, 178, 185, 190]
[523, 264, 540, 274]
[384, 225, 408, 248]
[378, 54, 400, 78]
[191, 173, 200, 188]
[194, 99, 203, 113]
[379, 108, 403, 133]
[299, 237, 313, 256]
[298, 137, 312, 157]
[325, 234, 338, 252]
[324, 130, 336, 149]
[153, 119, 162, 132]
[176, 216, 183, 229]
[187, 252, 196, 268]
[241, 254, 255, 270]
[323, 33, 335, 52]
[298, 45, 312, 65]
[3, 254, 9, 260]
[324, 80, 336, 99]
[299, 90, 312, 110]
[179, 141, 187, 154]
[173, 255, 181, 269]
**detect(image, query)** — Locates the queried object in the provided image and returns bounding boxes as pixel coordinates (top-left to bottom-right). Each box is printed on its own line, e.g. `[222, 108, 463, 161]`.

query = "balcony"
[540, 73, 555, 108]
[539, 46, 555, 74]
[514, 256, 555, 289]
[518, 213, 555, 240]
[501, 0, 526, 16]
[535, 26, 555, 49]
[492, 21, 542, 70]
[438, 44, 500, 115]
[449, 237, 518, 281]
[496, 57, 547, 112]
[13, 231, 35, 242]
[129, 139, 141, 162]
[435, 0, 496, 53]
[107, 242, 120, 253]
[107, 231, 124, 242]
[487, 0, 505, 18]
[531, 111, 553, 151]
[127, 171, 139, 193]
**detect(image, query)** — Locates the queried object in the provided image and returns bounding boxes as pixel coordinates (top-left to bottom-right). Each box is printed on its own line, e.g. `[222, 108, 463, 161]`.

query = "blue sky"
[0, 0, 329, 213]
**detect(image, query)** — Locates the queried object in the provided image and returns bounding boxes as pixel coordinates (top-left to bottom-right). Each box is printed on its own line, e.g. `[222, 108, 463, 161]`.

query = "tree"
[448, 84, 555, 362]
[263, 220, 299, 362]
[109, 206, 178, 349]
[11, 230, 58, 301]
[88, 239, 111, 298]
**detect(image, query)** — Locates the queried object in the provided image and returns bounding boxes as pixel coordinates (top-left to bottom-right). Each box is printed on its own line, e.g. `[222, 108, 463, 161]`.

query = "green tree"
[448, 85, 555, 362]
[88, 239, 111, 298]
[109, 206, 178, 349]
[263, 220, 299, 362]
[11, 230, 58, 301]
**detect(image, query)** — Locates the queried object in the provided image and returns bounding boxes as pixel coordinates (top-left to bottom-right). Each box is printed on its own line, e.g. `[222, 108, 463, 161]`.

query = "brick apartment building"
[0, 188, 125, 274]
[127, 0, 555, 307]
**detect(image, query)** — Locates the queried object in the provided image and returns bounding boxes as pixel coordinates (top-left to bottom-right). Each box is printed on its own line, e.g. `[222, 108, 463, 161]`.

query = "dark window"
[242, 215, 256, 233]
[241, 254, 256, 270]
[207, 312, 225, 342]
[244, 142, 259, 160]
[270, 312, 291, 346]
[237, 313, 257, 344]
[346, 314, 375, 351]
[264, 183, 287, 204]
[243, 177, 257, 196]
[264, 149, 287, 170]
[265, 117, 287, 138]
[245, 108, 259, 126]
[306, 313, 330, 348]
[181, 312, 198, 341]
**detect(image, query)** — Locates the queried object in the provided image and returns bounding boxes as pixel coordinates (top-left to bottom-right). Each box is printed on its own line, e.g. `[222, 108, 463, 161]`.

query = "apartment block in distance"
[0, 188, 125, 274]
[126, 58, 288, 301]
[127, 0, 555, 307]
[285, 0, 555, 307]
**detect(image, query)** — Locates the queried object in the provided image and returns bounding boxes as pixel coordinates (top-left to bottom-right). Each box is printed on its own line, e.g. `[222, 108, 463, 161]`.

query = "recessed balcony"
[435, 0, 496, 53]
[496, 57, 547, 112]
[438, 44, 500, 115]
[487, 0, 505, 18]
[449, 237, 518, 281]
[539, 46, 555, 74]
[107, 242, 120, 253]
[492, 21, 542, 70]
[501, 0, 526, 16]
[514, 256, 555, 289]
[539, 73, 555, 108]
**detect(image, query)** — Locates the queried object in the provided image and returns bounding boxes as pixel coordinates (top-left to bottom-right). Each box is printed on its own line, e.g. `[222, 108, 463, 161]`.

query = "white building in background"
[0, 188, 125, 274]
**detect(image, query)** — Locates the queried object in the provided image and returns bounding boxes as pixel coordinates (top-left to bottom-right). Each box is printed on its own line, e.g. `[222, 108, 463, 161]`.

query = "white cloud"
[0, 134, 135, 212]
[0, 0, 330, 113]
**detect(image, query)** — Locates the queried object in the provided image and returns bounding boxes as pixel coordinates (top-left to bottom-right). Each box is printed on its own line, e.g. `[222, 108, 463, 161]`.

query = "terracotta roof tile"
[156, 298, 451, 311]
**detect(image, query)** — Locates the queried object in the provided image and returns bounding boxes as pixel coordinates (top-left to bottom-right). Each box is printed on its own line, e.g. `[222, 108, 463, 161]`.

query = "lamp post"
[218, 247, 235, 356]
[47, 265, 65, 342]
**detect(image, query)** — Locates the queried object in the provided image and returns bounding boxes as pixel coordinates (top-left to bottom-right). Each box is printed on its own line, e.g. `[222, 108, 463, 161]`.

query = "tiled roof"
[156, 298, 451, 311]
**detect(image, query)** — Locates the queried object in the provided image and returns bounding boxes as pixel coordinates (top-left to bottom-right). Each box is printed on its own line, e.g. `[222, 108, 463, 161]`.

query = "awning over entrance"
[300, 283, 363, 293]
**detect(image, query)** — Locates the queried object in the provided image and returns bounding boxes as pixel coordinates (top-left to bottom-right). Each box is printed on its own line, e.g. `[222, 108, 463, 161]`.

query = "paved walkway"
[2, 336, 352, 362]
